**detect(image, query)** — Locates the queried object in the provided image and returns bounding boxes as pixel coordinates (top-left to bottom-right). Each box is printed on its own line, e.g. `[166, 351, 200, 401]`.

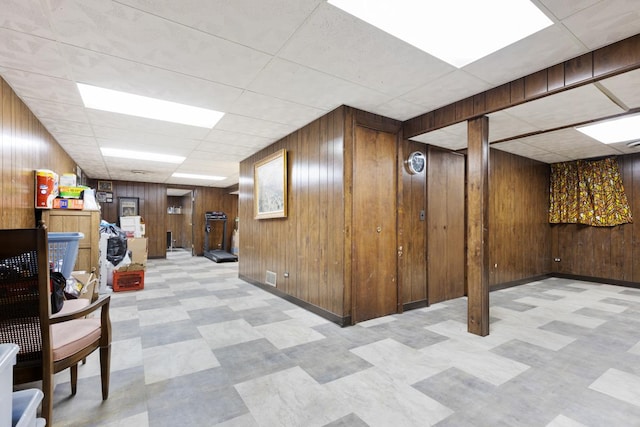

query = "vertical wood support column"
[467, 116, 490, 336]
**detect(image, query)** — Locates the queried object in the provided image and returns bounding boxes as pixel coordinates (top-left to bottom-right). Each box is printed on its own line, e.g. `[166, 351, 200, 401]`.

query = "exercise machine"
[203, 211, 237, 263]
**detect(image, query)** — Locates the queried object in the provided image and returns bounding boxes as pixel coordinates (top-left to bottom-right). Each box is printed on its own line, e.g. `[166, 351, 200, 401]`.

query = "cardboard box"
[127, 237, 148, 266]
[53, 198, 84, 209]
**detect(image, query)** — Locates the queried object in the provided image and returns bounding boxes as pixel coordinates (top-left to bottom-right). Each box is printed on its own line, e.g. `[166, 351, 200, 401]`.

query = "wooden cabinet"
[41, 210, 101, 276]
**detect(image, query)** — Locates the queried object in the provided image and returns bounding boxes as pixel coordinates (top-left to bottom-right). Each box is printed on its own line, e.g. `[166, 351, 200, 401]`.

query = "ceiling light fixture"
[101, 147, 185, 163]
[77, 83, 225, 128]
[172, 173, 226, 181]
[327, 0, 552, 68]
[576, 114, 640, 144]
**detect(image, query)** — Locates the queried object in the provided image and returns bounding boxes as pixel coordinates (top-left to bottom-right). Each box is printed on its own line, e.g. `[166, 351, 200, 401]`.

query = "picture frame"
[254, 149, 287, 219]
[119, 197, 139, 217]
[97, 180, 113, 192]
[96, 191, 113, 203]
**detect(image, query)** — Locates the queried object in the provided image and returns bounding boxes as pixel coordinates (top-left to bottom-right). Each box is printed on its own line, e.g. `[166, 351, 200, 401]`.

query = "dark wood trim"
[239, 275, 352, 326]
[403, 33, 640, 138]
[550, 273, 640, 290]
[466, 116, 490, 336]
[403, 299, 428, 311]
[490, 275, 552, 291]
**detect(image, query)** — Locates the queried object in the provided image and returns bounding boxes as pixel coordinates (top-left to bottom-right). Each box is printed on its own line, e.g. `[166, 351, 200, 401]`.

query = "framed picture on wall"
[96, 191, 113, 203]
[119, 197, 139, 217]
[97, 180, 113, 192]
[254, 149, 287, 219]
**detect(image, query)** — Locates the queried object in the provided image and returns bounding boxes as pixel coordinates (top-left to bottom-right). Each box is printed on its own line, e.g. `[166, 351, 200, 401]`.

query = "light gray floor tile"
[46, 249, 640, 426]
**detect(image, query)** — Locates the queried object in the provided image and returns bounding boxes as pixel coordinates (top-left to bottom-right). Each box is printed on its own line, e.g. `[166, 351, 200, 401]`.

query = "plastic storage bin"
[112, 270, 145, 292]
[48, 232, 84, 279]
[0, 344, 19, 427]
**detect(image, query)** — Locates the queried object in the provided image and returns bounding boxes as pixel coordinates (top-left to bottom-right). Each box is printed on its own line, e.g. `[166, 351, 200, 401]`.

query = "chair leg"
[100, 344, 111, 400]
[42, 372, 53, 427]
[70, 364, 78, 395]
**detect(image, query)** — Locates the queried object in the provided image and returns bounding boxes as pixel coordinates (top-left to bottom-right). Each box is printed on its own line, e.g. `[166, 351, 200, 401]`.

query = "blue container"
[47, 232, 84, 279]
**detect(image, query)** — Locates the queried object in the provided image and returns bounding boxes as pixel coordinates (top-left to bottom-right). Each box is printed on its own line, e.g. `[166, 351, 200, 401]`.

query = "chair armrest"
[49, 295, 110, 324]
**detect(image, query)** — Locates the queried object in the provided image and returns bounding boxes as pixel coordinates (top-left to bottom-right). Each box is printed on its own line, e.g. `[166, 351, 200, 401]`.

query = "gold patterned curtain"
[549, 157, 632, 226]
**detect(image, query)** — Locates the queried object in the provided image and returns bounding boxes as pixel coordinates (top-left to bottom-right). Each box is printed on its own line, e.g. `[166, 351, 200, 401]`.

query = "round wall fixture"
[405, 151, 426, 175]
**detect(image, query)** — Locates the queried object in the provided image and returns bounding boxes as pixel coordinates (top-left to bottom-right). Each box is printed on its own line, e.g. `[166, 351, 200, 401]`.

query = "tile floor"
[42, 249, 640, 426]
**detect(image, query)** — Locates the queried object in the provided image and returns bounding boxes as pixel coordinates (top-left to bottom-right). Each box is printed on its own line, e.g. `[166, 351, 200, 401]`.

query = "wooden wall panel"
[551, 153, 640, 282]
[399, 140, 427, 305]
[95, 180, 236, 259]
[239, 107, 346, 318]
[427, 147, 466, 304]
[489, 149, 551, 286]
[0, 78, 76, 229]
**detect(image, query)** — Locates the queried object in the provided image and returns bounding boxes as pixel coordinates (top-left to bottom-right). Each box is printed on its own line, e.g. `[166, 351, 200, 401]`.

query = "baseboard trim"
[550, 273, 640, 289]
[403, 299, 428, 311]
[239, 275, 351, 326]
[491, 274, 553, 292]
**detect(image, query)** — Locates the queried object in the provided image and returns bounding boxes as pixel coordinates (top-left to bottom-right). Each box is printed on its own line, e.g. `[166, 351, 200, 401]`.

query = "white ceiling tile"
[248, 58, 391, 111]
[527, 152, 572, 164]
[48, 0, 272, 87]
[116, 0, 323, 54]
[38, 118, 94, 137]
[487, 111, 540, 142]
[401, 70, 492, 111]
[21, 96, 88, 123]
[500, 84, 624, 130]
[228, 91, 327, 128]
[410, 122, 467, 151]
[0, 28, 70, 78]
[63, 46, 243, 112]
[214, 114, 297, 140]
[561, 0, 640, 50]
[537, 0, 602, 20]
[0, 70, 82, 105]
[463, 25, 585, 86]
[599, 68, 640, 110]
[85, 110, 210, 139]
[0, 0, 55, 38]
[371, 98, 430, 122]
[279, 4, 454, 96]
[203, 130, 273, 149]
[491, 141, 550, 157]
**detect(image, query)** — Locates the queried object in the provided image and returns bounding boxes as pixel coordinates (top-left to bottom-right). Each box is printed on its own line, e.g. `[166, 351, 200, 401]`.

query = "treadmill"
[203, 211, 238, 263]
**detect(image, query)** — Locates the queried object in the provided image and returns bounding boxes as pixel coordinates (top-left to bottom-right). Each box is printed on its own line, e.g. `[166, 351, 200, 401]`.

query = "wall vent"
[265, 270, 277, 287]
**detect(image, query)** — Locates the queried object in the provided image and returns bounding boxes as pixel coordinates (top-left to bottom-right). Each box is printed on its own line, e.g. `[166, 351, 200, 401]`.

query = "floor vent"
[265, 270, 277, 287]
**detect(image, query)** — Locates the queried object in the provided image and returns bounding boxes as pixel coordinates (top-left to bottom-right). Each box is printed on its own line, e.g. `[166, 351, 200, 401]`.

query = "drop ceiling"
[1, 0, 640, 187]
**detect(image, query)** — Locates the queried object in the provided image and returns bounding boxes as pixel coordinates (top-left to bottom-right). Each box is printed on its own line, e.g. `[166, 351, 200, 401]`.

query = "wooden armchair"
[0, 228, 111, 426]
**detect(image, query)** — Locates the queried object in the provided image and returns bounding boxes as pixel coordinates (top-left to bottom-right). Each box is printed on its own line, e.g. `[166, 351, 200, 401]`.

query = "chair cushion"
[51, 299, 91, 317]
[51, 319, 101, 361]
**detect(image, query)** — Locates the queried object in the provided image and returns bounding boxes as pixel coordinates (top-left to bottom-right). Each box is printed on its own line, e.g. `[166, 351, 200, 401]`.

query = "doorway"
[167, 188, 195, 256]
[352, 126, 398, 322]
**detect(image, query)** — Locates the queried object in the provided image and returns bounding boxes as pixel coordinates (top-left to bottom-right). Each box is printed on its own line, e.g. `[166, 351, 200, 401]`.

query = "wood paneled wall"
[489, 149, 551, 286]
[551, 153, 640, 282]
[94, 181, 236, 258]
[0, 78, 76, 229]
[398, 140, 427, 306]
[239, 107, 347, 318]
[427, 146, 465, 303]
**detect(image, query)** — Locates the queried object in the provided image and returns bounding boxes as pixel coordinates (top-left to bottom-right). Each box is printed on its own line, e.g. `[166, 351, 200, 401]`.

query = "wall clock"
[406, 151, 426, 175]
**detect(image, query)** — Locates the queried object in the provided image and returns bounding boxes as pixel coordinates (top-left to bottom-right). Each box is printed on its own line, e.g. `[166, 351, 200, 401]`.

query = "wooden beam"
[467, 116, 490, 336]
[403, 33, 640, 138]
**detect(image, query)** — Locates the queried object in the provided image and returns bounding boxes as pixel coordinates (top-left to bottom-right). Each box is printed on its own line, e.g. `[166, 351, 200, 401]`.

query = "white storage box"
[0, 343, 19, 427]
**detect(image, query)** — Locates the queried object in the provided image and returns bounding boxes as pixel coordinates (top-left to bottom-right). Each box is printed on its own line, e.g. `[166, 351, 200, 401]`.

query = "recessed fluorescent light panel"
[77, 83, 224, 128]
[172, 173, 226, 181]
[576, 114, 640, 144]
[327, 0, 552, 67]
[101, 147, 185, 164]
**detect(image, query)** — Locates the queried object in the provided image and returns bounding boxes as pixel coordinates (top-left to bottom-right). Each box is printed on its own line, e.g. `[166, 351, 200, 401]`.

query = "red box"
[112, 270, 144, 292]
